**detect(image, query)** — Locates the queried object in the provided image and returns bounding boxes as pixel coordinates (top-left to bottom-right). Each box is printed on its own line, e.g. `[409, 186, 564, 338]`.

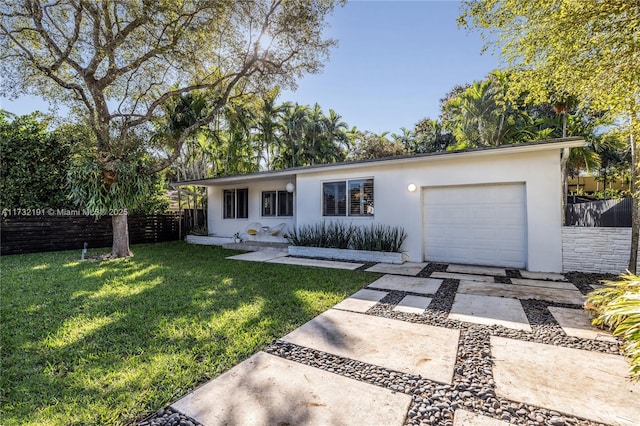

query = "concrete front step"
[222, 241, 288, 252]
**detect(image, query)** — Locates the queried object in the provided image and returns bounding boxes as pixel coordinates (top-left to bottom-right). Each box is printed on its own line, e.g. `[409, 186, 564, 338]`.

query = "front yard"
[0, 242, 375, 425]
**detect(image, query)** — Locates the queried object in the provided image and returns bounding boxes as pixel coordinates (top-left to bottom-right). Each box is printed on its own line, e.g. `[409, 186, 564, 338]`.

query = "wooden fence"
[1, 214, 181, 255]
[565, 198, 632, 227]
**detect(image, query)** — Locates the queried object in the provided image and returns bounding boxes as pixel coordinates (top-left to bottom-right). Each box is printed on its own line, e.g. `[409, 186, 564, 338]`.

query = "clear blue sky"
[0, 1, 499, 134]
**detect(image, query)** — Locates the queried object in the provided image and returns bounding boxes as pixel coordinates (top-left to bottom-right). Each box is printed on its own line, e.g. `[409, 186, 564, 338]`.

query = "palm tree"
[304, 103, 327, 165]
[275, 103, 309, 168]
[391, 127, 414, 151]
[255, 87, 285, 170]
[325, 109, 351, 160]
[442, 73, 533, 148]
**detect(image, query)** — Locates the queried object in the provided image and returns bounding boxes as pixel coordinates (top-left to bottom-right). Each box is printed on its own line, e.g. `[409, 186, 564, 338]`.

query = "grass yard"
[0, 242, 377, 425]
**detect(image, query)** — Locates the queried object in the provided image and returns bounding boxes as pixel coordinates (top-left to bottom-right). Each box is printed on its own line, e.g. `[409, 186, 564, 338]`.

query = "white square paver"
[172, 351, 411, 426]
[365, 262, 427, 276]
[519, 270, 567, 281]
[491, 337, 640, 425]
[227, 251, 288, 262]
[447, 264, 507, 276]
[333, 289, 388, 313]
[266, 256, 363, 270]
[548, 307, 617, 342]
[368, 274, 442, 295]
[431, 272, 495, 282]
[282, 309, 460, 384]
[510, 278, 578, 291]
[457, 281, 585, 305]
[448, 293, 531, 331]
[453, 410, 509, 426]
[393, 295, 432, 314]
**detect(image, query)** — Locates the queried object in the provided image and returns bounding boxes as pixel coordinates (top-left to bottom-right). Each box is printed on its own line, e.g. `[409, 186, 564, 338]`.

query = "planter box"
[288, 246, 406, 264]
[186, 235, 233, 246]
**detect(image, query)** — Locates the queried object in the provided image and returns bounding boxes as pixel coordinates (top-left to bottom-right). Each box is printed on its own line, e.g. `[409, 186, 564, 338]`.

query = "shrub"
[287, 221, 352, 249]
[287, 221, 407, 253]
[351, 223, 407, 252]
[586, 273, 640, 381]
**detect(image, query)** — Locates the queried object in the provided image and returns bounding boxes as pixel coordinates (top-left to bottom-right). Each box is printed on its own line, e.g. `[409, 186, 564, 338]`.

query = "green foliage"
[351, 223, 407, 253]
[129, 174, 170, 215]
[460, 0, 638, 116]
[348, 131, 407, 160]
[0, 112, 73, 209]
[287, 221, 353, 249]
[67, 150, 160, 217]
[272, 102, 351, 169]
[586, 273, 640, 380]
[288, 221, 407, 253]
[0, 242, 374, 424]
[592, 189, 626, 201]
[410, 118, 456, 153]
[1, 0, 339, 256]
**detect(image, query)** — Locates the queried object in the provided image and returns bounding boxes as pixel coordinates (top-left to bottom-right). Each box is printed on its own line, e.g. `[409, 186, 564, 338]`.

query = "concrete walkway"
[167, 261, 638, 426]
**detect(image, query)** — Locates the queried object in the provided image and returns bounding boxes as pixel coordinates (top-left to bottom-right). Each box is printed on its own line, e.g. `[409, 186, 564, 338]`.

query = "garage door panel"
[423, 184, 527, 268]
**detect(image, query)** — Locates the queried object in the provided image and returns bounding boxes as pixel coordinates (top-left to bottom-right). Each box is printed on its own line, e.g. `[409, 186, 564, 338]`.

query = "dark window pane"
[223, 189, 235, 219]
[277, 191, 294, 216]
[323, 181, 346, 216]
[237, 188, 248, 219]
[349, 179, 374, 216]
[262, 191, 276, 216]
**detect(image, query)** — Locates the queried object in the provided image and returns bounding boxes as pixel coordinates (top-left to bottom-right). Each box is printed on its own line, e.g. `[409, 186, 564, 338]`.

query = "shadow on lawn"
[1, 242, 372, 425]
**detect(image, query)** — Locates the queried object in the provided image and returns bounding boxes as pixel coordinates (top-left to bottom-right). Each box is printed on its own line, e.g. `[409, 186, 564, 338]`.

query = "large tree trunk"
[111, 213, 132, 258]
[628, 114, 638, 273]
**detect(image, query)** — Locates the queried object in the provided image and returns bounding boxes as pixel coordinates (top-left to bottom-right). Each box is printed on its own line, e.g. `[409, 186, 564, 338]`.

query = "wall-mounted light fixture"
[407, 183, 417, 192]
[285, 182, 295, 193]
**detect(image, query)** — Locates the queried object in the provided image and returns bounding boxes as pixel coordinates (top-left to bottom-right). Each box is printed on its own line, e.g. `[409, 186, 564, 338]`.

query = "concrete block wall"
[562, 227, 639, 274]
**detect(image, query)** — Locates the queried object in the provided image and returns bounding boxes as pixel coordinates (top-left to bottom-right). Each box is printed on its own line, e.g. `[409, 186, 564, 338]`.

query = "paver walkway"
[161, 259, 639, 426]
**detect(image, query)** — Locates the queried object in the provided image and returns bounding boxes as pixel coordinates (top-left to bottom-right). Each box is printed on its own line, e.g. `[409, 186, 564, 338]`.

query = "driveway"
[141, 260, 639, 426]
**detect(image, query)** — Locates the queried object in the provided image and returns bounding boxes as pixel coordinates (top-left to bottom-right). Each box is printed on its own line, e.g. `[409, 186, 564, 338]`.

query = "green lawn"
[0, 242, 377, 425]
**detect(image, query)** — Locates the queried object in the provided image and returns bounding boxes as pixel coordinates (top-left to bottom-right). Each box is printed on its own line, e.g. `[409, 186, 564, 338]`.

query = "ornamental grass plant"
[287, 221, 407, 253]
[585, 273, 640, 381]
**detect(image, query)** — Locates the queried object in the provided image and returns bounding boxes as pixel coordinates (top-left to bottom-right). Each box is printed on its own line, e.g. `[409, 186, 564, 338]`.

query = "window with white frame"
[322, 178, 373, 217]
[223, 188, 248, 219]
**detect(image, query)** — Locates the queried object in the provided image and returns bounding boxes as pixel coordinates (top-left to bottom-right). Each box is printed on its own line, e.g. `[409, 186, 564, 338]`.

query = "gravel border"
[139, 270, 621, 426]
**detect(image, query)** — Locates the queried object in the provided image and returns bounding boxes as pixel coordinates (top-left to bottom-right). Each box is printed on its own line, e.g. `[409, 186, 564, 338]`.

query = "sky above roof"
[0, 1, 500, 135]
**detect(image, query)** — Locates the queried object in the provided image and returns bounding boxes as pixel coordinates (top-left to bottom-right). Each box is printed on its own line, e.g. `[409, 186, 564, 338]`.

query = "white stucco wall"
[206, 177, 295, 239]
[562, 227, 639, 274]
[294, 150, 563, 272]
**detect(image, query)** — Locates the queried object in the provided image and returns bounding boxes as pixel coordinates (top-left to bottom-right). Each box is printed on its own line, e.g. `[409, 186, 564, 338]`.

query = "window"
[323, 181, 347, 216]
[262, 191, 277, 216]
[323, 179, 373, 217]
[223, 188, 248, 219]
[236, 188, 248, 218]
[261, 190, 294, 217]
[349, 179, 374, 216]
[277, 191, 294, 216]
[223, 190, 235, 219]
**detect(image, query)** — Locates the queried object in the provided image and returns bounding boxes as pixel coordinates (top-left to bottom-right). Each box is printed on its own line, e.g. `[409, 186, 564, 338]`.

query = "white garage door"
[423, 183, 527, 268]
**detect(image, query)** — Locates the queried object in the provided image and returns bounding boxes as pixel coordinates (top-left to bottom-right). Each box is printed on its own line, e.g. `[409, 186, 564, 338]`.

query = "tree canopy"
[0, 0, 339, 256]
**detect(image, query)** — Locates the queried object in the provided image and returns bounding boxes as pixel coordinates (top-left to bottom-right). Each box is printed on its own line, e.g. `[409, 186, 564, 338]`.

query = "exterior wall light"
[407, 183, 417, 192]
[286, 182, 295, 193]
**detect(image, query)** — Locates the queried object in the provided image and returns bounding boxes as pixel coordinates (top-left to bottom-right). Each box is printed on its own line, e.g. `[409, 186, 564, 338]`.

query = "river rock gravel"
[139, 268, 620, 426]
